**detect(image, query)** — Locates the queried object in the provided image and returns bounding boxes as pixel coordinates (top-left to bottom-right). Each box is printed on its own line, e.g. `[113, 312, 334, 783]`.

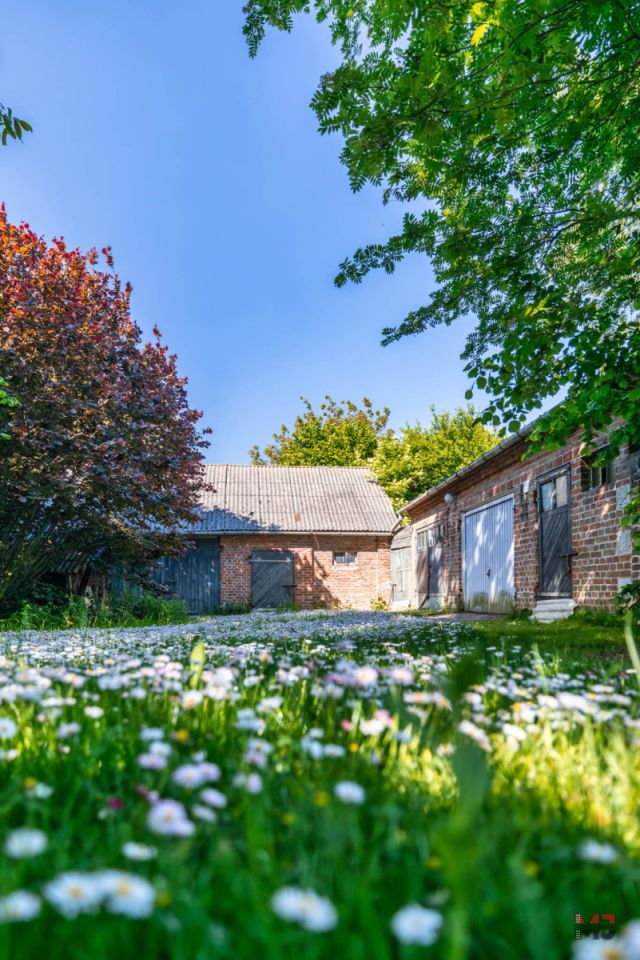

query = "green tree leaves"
[250, 395, 391, 467]
[371, 407, 498, 509]
[0, 104, 31, 145]
[243, 0, 640, 542]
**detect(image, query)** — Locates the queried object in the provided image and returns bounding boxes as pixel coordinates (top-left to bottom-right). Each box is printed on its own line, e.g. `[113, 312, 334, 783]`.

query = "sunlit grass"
[0, 611, 637, 959]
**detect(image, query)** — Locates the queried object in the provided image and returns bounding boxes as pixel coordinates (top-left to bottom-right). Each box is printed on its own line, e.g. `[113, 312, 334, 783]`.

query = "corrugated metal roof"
[189, 465, 399, 535]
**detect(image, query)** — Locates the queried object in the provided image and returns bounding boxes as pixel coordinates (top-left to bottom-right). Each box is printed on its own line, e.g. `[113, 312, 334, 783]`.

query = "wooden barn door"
[537, 468, 572, 598]
[154, 539, 220, 614]
[416, 524, 445, 608]
[251, 551, 295, 608]
[390, 546, 412, 606]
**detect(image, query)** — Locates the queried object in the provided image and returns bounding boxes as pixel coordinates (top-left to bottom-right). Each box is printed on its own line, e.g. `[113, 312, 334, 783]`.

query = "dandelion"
[147, 799, 194, 837]
[391, 904, 443, 945]
[45, 872, 105, 918]
[271, 887, 337, 932]
[334, 781, 365, 805]
[4, 828, 48, 859]
[0, 891, 41, 922]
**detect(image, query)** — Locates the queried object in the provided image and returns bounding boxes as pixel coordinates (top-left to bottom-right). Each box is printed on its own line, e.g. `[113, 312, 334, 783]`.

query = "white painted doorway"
[463, 496, 515, 612]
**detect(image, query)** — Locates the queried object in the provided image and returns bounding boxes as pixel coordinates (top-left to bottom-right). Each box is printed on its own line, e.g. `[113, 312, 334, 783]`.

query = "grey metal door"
[538, 469, 572, 597]
[154, 539, 220, 614]
[251, 551, 294, 608]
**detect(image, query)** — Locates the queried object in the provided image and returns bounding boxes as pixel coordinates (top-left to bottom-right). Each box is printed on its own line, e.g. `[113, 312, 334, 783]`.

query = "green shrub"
[0, 590, 191, 631]
[209, 601, 253, 616]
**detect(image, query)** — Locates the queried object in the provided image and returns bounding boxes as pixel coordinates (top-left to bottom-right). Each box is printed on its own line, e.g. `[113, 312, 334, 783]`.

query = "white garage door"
[463, 497, 514, 612]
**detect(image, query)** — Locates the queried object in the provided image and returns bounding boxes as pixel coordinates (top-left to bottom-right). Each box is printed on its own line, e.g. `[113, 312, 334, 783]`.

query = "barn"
[390, 423, 640, 618]
[155, 465, 398, 612]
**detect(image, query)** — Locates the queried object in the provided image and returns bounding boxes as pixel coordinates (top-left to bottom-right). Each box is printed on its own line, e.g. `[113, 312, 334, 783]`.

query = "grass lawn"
[0, 610, 637, 959]
[404, 610, 629, 665]
[470, 614, 628, 663]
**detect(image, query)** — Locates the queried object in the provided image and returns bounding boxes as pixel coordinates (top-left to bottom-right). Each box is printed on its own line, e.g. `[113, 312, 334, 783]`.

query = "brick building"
[391, 425, 639, 618]
[155, 465, 397, 612]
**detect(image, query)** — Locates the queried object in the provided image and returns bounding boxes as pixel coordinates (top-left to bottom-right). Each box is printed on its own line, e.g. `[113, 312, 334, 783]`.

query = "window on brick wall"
[333, 551, 357, 566]
[582, 446, 616, 490]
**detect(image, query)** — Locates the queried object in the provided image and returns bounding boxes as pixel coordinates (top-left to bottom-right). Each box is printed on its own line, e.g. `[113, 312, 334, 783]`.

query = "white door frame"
[461, 494, 515, 610]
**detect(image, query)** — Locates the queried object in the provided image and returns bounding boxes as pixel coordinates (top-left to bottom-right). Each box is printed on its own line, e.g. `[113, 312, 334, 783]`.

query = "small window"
[582, 447, 616, 490]
[417, 524, 444, 552]
[539, 472, 569, 512]
[334, 551, 357, 566]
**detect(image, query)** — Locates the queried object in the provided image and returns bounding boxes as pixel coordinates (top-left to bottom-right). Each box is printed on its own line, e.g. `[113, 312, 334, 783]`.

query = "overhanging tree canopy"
[243, 1, 640, 474]
[0, 209, 208, 609]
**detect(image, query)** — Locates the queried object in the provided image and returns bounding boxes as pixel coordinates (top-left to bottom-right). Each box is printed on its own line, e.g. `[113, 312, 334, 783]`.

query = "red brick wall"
[218, 534, 392, 610]
[404, 434, 639, 610]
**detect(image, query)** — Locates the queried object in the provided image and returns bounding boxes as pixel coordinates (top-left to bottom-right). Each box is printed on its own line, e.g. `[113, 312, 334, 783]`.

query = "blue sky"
[1, 1, 483, 462]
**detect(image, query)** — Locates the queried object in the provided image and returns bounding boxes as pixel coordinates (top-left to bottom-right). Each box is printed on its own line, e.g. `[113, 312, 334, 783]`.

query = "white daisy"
[45, 872, 105, 918]
[271, 887, 337, 932]
[0, 891, 41, 922]
[4, 828, 48, 859]
[122, 842, 157, 862]
[334, 781, 365, 805]
[99, 871, 156, 918]
[146, 799, 194, 837]
[0, 718, 17, 740]
[391, 904, 443, 945]
[578, 840, 619, 864]
[200, 788, 227, 809]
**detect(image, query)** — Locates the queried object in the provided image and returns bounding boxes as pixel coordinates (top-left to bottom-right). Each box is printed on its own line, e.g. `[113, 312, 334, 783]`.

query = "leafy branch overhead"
[243, 1, 640, 465]
[0, 102, 31, 145]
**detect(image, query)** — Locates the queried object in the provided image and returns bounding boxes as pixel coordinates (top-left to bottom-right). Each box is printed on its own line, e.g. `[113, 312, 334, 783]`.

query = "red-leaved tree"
[0, 208, 208, 609]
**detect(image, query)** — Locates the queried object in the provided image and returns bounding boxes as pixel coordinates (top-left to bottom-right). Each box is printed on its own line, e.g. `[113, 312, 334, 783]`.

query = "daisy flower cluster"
[0, 609, 636, 959]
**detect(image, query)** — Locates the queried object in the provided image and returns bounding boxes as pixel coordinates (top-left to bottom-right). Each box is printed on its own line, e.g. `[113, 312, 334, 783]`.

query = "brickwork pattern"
[219, 535, 392, 610]
[404, 435, 639, 610]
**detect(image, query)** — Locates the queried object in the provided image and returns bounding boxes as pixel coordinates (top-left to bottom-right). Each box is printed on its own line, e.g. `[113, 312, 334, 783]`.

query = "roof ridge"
[202, 463, 373, 470]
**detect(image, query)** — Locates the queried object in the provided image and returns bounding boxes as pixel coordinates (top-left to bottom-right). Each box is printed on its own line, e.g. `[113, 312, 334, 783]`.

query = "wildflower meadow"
[0, 611, 638, 959]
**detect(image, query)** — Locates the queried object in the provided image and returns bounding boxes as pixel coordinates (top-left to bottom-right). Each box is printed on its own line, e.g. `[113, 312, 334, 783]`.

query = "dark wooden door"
[538, 470, 572, 597]
[428, 537, 444, 600]
[154, 539, 220, 613]
[251, 551, 295, 608]
[416, 524, 444, 607]
[416, 542, 429, 608]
